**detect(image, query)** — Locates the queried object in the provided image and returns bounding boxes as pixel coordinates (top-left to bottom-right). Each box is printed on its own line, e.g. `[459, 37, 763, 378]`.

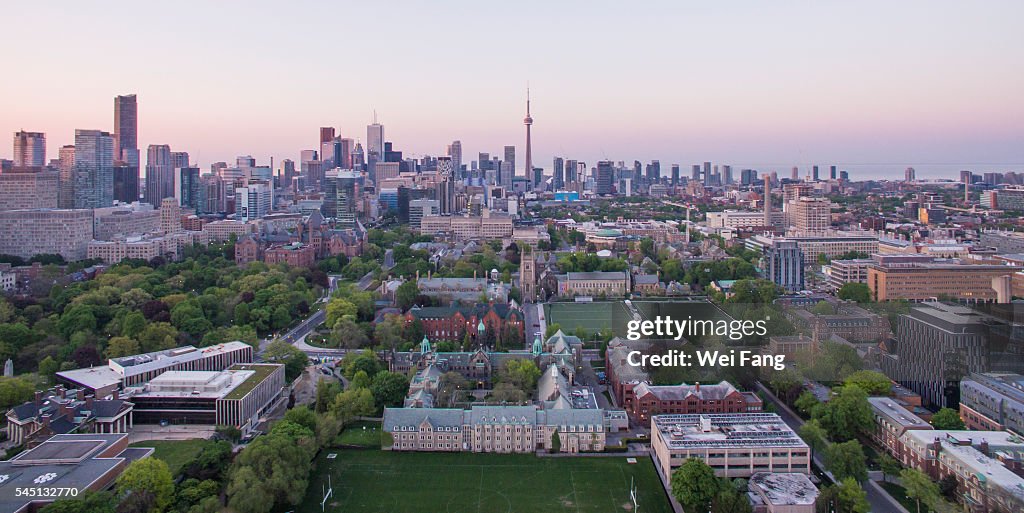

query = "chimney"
[695, 382, 700, 393]
[34, 391, 42, 404]
[980, 439, 990, 455]
[85, 396, 94, 410]
[112, 389, 119, 400]
[57, 386, 66, 399]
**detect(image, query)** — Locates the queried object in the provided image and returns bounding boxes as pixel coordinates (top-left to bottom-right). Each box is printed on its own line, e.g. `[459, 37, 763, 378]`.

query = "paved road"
[523, 302, 546, 350]
[755, 382, 909, 513]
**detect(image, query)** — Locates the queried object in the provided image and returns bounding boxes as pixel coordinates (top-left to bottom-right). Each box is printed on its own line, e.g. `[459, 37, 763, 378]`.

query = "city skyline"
[1, 1, 1022, 180]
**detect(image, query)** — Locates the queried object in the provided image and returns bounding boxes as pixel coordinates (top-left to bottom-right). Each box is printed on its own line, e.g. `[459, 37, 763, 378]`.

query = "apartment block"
[959, 373, 1024, 434]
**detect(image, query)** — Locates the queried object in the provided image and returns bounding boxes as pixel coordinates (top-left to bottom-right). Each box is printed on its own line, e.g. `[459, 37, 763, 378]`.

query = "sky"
[1, 1, 1023, 180]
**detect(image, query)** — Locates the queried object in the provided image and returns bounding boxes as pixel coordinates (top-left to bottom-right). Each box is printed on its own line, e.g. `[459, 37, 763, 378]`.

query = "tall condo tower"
[523, 88, 533, 178]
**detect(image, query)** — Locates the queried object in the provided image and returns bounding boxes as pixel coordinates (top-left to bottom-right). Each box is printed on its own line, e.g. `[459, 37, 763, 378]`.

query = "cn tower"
[523, 87, 533, 177]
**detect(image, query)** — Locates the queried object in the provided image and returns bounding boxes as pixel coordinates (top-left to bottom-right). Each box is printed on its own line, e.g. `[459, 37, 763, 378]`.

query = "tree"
[38, 356, 59, 384]
[810, 300, 835, 315]
[813, 384, 872, 441]
[711, 486, 753, 513]
[373, 314, 405, 351]
[838, 283, 872, 303]
[331, 318, 369, 349]
[489, 382, 528, 404]
[283, 406, 318, 433]
[325, 298, 358, 329]
[341, 350, 383, 380]
[799, 420, 829, 460]
[938, 474, 958, 500]
[350, 370, 371, 390]
[227, 431, 311, 511]
[670, 458, 721, 512]
[877, 453, 902, 483]
[931, 408, 965, 430]
[901, 468, 940, 513]
[435, 371, 469, 407]
[116, 457, 174, 513]
[105, 336, 140, 359]
[395, 281, 420, 310]
[314, 378, 342, 413]
[550, 429, 561, 453]
[842, 370, 891, 395]
[794, 390, 820, 418]
[827, 477, 870, 513]
[0, 376, 34, 409]
[826, 440, 868, 483]
[369, 371, 409, 412]
[136, 322, 178, 353]
[498, 359, 541, 395]
[332, 387, 375, 424]
[262, 340, 308, 381]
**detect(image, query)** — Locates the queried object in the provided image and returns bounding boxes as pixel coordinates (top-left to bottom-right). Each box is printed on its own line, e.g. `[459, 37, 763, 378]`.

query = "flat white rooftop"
[653, 413, 808, 450]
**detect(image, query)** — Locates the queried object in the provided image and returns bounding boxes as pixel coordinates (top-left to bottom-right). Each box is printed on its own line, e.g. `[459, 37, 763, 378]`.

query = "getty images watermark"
[624, 315, 786, 371]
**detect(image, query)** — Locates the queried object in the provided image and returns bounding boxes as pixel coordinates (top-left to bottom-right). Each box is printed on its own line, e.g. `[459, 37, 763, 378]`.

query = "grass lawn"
[335, 421, 383, 448]
[302, 450, 672, 513]
[130, 439, 209, 476]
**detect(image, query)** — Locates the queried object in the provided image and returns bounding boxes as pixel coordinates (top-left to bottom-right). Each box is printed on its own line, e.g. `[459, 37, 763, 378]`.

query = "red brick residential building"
[628, 381, 762, 422]
[264, 242, 316, 267]
[404, 303, 524, 344]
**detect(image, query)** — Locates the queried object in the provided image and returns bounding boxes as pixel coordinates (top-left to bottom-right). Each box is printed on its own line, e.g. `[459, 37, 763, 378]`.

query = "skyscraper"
[504, 145, 516, 172]
[905, 167, 916, 182]
[58, 145, 75, 208]
[176, 167, 200, 209]
[113, 94, 137, 162]
[703, 162, 712, 185]
[829, 165, 837, 180]
[367, 117, 384, 162]
[73, 129, 115, 208]
[112, 162, 139, 203]
[812, 165, 820, 181]
[437, 156, 455, 214]
[723, 165, 733, 185]
[145, 144, 174, 207]
[596, 161, 614, 195]
[670, 164, 680, 186]
[768, 240, 805, 292]
[13, 131, 45, 167]
[320, 127, 336, 146]
[523, 88, 533, 179]
[447, 140, 462, 178]
[553, 157, 564, 189]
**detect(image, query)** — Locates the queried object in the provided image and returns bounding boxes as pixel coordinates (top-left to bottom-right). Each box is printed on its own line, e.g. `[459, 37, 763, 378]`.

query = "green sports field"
[301, 450, 673, 513]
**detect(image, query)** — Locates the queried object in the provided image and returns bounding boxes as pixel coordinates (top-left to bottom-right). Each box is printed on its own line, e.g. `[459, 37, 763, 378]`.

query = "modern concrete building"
[767, 240, 804, 292]
[746, 233, 879, 267]
[787, 197, 831, 234]
[0, 167, 58, 210]
[880, 303, 990, 408]
[57, 342, 254, 397]
[867, 261, 1018, 302]
[126, 363, 284, 432]
[650, 413, 810, 480]
[0, 209, 94, 260]
[826, 258, 875, 290]
[419, 213, 514, 240]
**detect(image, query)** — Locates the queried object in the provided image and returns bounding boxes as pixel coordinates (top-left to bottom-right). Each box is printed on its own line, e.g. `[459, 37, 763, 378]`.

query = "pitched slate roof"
[383, 408, 464, 431]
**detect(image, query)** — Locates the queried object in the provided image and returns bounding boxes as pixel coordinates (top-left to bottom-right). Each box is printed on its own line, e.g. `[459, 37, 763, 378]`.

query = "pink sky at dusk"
[1, 1, 1022, 180]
